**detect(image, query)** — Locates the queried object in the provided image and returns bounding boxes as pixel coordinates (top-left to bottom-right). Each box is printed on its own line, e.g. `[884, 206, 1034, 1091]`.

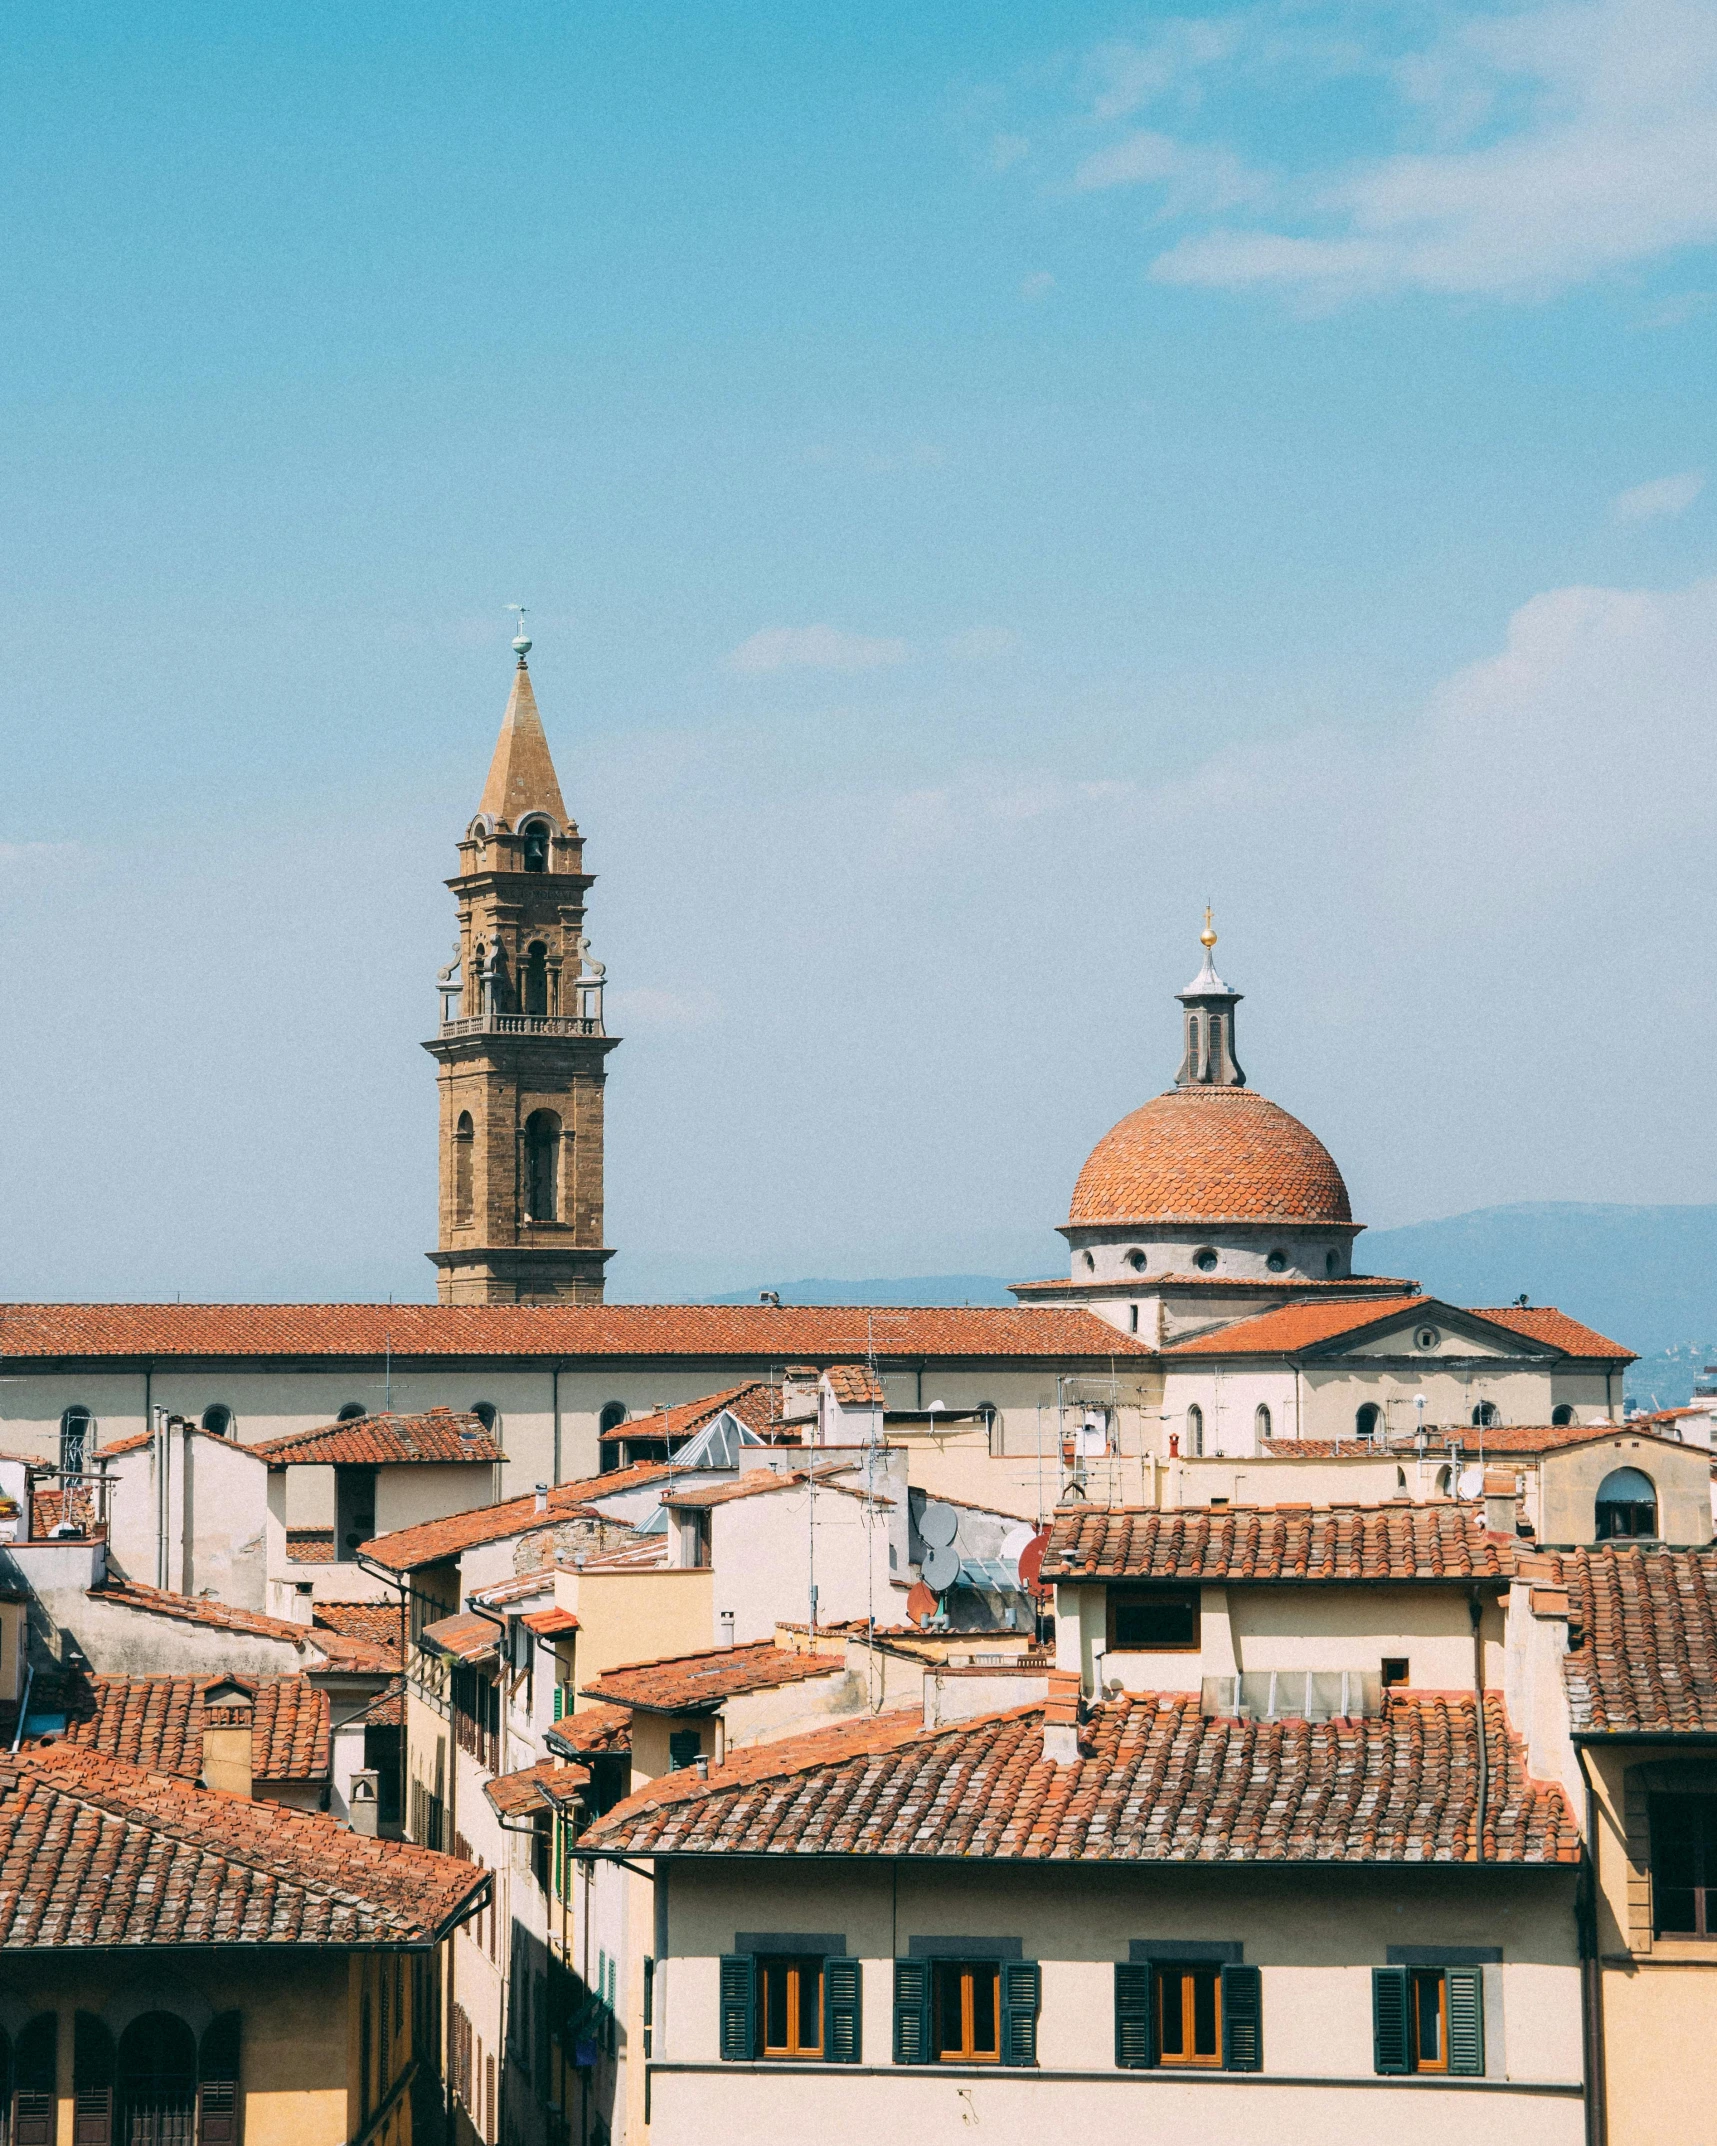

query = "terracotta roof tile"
[1261, 1425, 1629, 1458]
[600, 1383, 789, 1445]
[49, 1674, 331, 1782]
[583, 1692, 1578, 1865]
[582, 1641, 845, 1714]
[520, 1607, 578, 1636]
[1068, 1088, 1353, 1229]
[576, 1536, 668, 1571]
[418, 1611, 499, 1664]
[825, 1364, 885, 1406]
[1166, 1298, 1632, 1362]
[286, 1528, 336, 1563]
[1, 1302, 1147, 1363]
[311, 1600, 405, 1664]
[664, 1464, 890, 1512]
[546, 1702, 633, 1756]
[250, 1408, 504, 1468]
[1471, 1306, 1636, 1360]
[1039, 1503, 1515, 1582]
[0, 1743, 485, 1946]
[484, 1759, 591, 1818]
[1559, 1545, 1717, 1735]
[86, 1579, 398, 1671]
[361, 1464, 666, 1571]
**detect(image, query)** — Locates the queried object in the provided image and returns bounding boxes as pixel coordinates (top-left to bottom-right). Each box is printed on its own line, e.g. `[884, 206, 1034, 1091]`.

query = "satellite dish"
[999, 1523, 1037, 1564]
[922, 1543, 961, 1592]
[1016, 1526, 1052, 1598]
[905, 1579, 938, 1627]
[1457, 1466, 1485, 1500]
[919, 1502, 958, 1549]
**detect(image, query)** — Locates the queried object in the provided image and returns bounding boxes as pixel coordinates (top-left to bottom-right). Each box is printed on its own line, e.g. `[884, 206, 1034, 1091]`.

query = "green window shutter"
[718, 1954, 755, 2062]
[1372, 1967, 1410, 2075]
[1446, 1969, 1485, 2077]
[824, 1958, 863, 2064]
[553, 1684, 564, 1722]
[1000, 1960, 1040, 2068]
[1114, 1962, 1155, 2069]
[893, 1960, 931, 2065]
[1221, 1965, 1262, 2072]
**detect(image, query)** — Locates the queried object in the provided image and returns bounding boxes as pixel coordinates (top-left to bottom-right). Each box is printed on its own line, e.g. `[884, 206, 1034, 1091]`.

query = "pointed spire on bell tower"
[1174, 906, 1246, 1087]
[477, 608, 570, 827]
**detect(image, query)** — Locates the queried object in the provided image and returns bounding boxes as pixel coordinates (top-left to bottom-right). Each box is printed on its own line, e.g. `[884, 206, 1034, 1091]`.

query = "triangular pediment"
[1318, 1300, 1556, 1362]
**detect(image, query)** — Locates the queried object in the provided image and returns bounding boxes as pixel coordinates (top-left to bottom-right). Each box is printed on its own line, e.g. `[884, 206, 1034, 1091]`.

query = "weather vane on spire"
[507, 603, 531, 663]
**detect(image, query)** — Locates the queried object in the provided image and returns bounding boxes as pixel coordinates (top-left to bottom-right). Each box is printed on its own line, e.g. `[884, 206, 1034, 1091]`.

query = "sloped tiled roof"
[53, 1674, 331, 1782]
[1558, 1545, 1717, 1736]
[1068, 1087, 1354, 1228]
[312, 1600, 405, 1664]
[578, 1536, 668, 1571]
[1, 1302, 1148, 1363]
[826, 1364, 885, 1406]
[86, 1580, 398, 1671]
[581, 1640, 845, 1714]
[360, 1464, 666, 1571]
[1261, 1425, 1628, 1459]
[601, 1383, 789, 1445]
[546, 1702, 633, 1756]
[250, 1408, 503, 1468]
[521, 1607, 578, 1636]
[484, 1759, 590, 1818]
[1471, 1306, 1636, 1360]
[1166, 1298, 1632, 1362]
[583, 1691, 1577, 1865]
[664, 1465, 890, 1512]
[0, 1744, 486, 1946]
[419, 1611, 499, 1664]
[1040, 1503, 1513, 1583]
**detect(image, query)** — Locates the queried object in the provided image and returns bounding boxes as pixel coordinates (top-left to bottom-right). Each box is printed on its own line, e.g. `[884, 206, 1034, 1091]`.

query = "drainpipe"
[1575, 1744, 1609, 2146]
[1469, 1591, 1487, 1863]
[552, 1366, 562, 1487]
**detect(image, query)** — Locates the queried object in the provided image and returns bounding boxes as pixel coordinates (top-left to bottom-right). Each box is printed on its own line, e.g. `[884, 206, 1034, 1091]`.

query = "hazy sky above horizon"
[4, 0, 1717, 1303]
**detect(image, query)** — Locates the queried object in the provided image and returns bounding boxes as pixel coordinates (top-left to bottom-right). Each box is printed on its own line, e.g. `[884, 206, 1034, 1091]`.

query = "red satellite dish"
[905, 1580, 937, 1627]
[1017, 1526, 1052, 1599]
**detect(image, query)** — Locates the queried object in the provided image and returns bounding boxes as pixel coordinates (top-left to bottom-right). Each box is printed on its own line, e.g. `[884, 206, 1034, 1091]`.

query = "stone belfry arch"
[424, 630, 619, 1303]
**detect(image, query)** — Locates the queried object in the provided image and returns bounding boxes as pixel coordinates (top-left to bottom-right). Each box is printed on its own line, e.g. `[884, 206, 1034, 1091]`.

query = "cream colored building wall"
[104, 1433, 269, 1606]
[0, 1953, 359, 2146]
[644, 1857, 1581, 2139]
[1538, 1434, 1713, 1547]
[1055, 1581, 1506, 1696]
[1299, 1362, 1614, 1440]
[554, 1568, 716, 1700]
[711, 1482, 893, 1644]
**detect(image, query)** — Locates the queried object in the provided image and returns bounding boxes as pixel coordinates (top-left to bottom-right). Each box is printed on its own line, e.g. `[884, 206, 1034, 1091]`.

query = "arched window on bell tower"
[453, 1113, 474, 1226]
[524, 1111, 561, 1223]
[523, 942, 549, 1018]
[521, 818, 552, 873]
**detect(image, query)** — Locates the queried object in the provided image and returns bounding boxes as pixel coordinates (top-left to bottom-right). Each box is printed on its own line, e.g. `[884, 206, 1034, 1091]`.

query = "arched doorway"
[117, 2014, 197, 2146]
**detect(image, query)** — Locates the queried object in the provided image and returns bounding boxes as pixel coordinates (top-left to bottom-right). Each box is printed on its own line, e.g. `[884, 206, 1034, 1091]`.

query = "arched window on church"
[453, 1112, 474, 1225]
[1552, 1404, 1575, 1427]
[1471, 1400, 1500, 1428]
[1185, 1403, 1204, 1456]
[1355, 1402, 1382, 1441]
[524, 1111, 560, 1223]
[1255, 1403, 1272, 1442]
[522, 943, 549, 1018]
[1596, 1467, 1657, 1541]
[521, 819, 551, 873]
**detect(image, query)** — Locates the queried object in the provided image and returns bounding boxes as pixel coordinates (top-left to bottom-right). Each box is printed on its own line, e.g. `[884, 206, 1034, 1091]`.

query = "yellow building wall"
[553, 1567, 715, 1701]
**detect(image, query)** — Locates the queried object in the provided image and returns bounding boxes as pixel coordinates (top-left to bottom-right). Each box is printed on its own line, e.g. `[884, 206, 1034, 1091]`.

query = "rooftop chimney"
[1483, 1469, 1521, 1536]
[1042, 1668, 1082, 1766]
[349, 1768, 381, 1836]
[200, 1679, 255, 1799]
[534, 1482, 549, 1514]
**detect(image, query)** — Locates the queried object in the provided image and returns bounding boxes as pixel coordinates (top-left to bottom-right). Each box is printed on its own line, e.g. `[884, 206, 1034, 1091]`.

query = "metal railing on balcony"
[438, 1014, 604, 1039]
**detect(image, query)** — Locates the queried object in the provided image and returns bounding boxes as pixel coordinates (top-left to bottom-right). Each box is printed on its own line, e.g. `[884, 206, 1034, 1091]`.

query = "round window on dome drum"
[1193, 1248, 1218, 1273]
[1266, 1249, 1287, 1273]
[1127, 1249, 1148, 1272]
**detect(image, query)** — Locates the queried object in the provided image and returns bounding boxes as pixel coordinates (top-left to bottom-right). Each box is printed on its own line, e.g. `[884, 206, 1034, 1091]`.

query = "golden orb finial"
[1200, 904, 1217, 951]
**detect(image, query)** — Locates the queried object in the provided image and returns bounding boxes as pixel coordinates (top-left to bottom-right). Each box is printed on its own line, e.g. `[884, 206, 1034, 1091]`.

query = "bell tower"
[424, 625, 619, 1304]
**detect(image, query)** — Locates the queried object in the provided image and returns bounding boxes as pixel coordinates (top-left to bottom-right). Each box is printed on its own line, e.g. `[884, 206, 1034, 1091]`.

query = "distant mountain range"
[707, 1202, 1717, 1408]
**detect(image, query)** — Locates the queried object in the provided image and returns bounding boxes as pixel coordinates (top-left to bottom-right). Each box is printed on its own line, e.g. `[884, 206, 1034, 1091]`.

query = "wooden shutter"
[999, 1961, 1040, 2068]
[718, 1955, 755, 2062]
[1445, 1969, 1485, 2077]
[197, 2009, 241, 2146]
[15, 2015, 57, 2146]
[823, 1958, 863, 2064]
[1114, 1961, 1155, 2069]
[72, 2016, 112, 2146]
[892, 1961, 931, 2066]
[1371, 1967, 1410, 2075]
[1221, 1965, 1262, 2072]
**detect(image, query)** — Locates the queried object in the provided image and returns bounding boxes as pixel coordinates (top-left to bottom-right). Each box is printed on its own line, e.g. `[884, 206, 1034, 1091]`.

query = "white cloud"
[1072, 0, 1717, 300]
[1614, 471, 1705, 521]
[1019, 271, 1057, 300]
[725, 625, 912, 675]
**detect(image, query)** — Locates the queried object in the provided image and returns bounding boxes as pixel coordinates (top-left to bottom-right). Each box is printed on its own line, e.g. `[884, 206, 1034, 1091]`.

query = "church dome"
[1068, 1085, 1352, 1229]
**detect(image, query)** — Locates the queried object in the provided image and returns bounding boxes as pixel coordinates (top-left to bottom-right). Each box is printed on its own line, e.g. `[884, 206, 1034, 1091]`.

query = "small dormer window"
[521, 820, 551, 872]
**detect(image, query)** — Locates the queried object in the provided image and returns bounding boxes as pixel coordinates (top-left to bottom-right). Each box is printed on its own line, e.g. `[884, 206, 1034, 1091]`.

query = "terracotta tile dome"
[1068, 1086, 1352, 1228]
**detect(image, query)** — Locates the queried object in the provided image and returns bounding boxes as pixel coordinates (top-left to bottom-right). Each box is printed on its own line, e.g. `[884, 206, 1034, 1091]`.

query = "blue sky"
[4, 0, 1717, 1301]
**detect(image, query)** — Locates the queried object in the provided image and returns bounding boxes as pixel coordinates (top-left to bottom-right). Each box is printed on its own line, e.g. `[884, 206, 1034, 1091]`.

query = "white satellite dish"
[999, 1523, 1037, 1565]
[919, 1502, 958, 1548]
[1457, 1466, 1485, 1501]
[922, 1543, 961, 1591]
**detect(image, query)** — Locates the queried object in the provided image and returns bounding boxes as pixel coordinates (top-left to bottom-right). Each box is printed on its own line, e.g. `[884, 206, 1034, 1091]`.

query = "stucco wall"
[553, 1568, 715, 1698]
[104, 1433, 268, 1607]
[1538, 1434, 1712, 1547]
[638, 1857, 1581, 2145]
[712, 1479, 894, 1645]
